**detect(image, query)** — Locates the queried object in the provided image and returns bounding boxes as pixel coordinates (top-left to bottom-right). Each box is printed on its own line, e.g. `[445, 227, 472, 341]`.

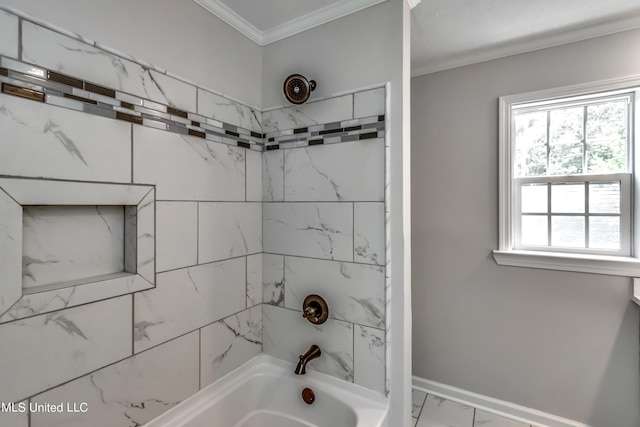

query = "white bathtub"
[145, 354, 388, 427]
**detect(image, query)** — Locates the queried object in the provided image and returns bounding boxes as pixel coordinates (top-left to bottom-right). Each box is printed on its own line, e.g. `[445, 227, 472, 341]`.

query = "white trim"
[411, 14, 640, 77]
[412, 376, 593, 427]
[493, 249, 640, 276]
[193, 0, 387, 46]
[497, 76, 640, 277]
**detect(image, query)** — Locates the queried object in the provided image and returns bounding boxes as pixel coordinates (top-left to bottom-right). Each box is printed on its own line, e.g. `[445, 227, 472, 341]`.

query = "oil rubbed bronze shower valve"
[302, 294, 329, 325]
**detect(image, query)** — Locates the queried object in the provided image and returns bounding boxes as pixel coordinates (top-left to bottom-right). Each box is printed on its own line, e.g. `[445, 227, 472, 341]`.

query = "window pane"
[589, 182, 620, 213]
[589, 216, 620, 250]
[521, 215, 548, 246]
[516, 144, 547, 177]
[521, 184, 548, 213]
[549, 142, 583, 175]
[551, 216, 585, 248]
[551, 183, 584, 213]
[515, 111, 547, 177]
[586, 101, 626, 141]
[587, 140, 625, 173]
[550, 107, 583, 145]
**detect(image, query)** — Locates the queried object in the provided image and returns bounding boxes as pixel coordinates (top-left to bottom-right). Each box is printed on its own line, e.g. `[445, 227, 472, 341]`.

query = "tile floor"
[412, 388, 535, 427]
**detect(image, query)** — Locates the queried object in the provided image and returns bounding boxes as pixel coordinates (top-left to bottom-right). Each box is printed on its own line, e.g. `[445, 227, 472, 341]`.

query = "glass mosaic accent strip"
[0, 55, 263, 151]
[0, 54, 386, 152]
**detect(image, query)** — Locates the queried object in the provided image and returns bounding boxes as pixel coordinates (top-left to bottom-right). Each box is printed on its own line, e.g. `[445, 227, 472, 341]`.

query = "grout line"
[131, 293, 135, 356]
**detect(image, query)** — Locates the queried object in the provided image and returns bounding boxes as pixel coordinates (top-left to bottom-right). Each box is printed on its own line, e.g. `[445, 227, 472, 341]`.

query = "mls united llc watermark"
[1, 402, 89, 413]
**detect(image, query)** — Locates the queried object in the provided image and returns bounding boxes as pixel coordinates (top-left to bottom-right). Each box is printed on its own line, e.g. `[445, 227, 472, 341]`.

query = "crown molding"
[193, 0, 387, 46]
[412, 12, 640, 77]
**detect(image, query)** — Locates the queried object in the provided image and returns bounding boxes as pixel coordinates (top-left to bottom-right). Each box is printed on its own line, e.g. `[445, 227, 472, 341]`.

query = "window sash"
[513, 173, 631, 256]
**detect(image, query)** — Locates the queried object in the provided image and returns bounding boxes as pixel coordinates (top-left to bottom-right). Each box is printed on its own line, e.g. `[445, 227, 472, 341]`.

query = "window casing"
[495, 77, 640, 276]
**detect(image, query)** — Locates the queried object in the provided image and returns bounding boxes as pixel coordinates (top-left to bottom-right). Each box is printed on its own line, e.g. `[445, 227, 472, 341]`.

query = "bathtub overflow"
[301, 387, 315, 405]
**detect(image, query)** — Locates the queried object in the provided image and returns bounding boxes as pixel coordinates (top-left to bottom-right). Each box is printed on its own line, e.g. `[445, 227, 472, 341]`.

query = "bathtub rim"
[144, 353, 389, 427]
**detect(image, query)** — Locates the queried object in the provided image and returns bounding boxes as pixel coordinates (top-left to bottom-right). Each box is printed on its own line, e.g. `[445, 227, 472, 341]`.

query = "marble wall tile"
[354, 325, 385, 394]
[262, 149, 284, 202]
[198, 202, 262, 264]
[0, 400, 28, 427]
[246, 254, 262, 307]
[22, 206, 125, 289]
[0, 274, 151, 324]
[0, 296, 131, 403]
[156, 202, 197, 272]
[284, 256, 385, 328]
[354, 202, 385, 265]
[262, 95, 353, 133]
[134, 258, 245, 353]
[263, 253, 284, 306]
[354, 87, 385, 118]
[246, 149, 262, 201]
[416, 395, 474, 427]
[135, 189, 155, 284]
[263, 203, 353, 261]
[200, 305, 262, 388]
[0, 92, 131, 183]
[197, 89, 262, 133]
[263, 304, 353, 382]
[0, 188, 21, 316]
[0, 10, 18, 59]
[283, 139, 384, 201]
[133, 126, 245, 201]
[31, 332, 199, 427]
[22, 22, 197, 112]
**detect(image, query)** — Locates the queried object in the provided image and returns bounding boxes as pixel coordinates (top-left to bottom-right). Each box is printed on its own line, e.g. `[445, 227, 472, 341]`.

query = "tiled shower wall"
[0, 6, 388, 427]
[260, 88, 388, 395]
[0, 8, 262, 427]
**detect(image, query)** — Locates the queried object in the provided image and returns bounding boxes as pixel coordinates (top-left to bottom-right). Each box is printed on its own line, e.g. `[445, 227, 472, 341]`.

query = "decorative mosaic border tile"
[0, 56, 264, 151]
[264, 114, 386, 150]
[0, 55, 386, 152]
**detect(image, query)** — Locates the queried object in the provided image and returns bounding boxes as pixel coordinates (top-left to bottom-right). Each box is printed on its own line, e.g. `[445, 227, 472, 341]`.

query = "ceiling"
[194, 0, 640, 77]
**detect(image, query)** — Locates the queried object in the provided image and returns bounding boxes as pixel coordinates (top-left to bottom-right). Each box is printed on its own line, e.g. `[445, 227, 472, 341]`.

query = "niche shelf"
[0, 178, 155, 322]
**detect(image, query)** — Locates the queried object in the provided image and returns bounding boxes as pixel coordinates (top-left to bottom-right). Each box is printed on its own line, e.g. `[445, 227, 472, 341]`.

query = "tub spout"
[294, 345, 321, 375]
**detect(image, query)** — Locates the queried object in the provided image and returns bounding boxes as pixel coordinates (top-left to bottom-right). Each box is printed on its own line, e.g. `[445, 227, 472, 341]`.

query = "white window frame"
[494, 76, 640, 277]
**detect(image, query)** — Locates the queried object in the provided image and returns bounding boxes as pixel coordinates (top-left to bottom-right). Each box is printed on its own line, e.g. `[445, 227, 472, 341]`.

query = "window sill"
[493, 249, 640, 277]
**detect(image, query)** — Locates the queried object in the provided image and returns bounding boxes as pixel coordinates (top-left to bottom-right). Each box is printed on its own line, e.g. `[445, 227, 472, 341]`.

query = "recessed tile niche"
[0, 178, 155, 323]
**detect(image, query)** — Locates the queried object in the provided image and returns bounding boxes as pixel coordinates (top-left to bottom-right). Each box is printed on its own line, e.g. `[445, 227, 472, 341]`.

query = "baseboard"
[412, 376, 592, 427]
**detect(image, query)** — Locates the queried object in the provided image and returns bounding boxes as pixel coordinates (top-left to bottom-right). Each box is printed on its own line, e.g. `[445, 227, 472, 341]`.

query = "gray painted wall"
[411, 28, 640, 427]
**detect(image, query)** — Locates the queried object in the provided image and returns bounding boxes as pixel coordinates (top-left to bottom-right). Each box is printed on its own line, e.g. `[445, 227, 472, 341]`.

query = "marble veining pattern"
[354, 202, 385, 265]
[0, 296, 131, 403]
[263, 304, 354, 382]
[0, 92, 131, 183]
[30, 332, 199, 427]
[22, 205, 125, 289]
[197, 89, 262, 134]
[262, 149, 284, 202]
[200, 305, 262, 388]
[0, 188, 21, 316]
[353, 325, 385, 394]
[198, 202, 262, 263]
[133, 258, 246, 353]
[263, 203, 353, 261]
[0, 9, 18, 59]
[262, 253, 285, 306]
[283, 139, 384, 201]
[262, 94, 353, 134]
[284, 256, 385, 328]
[246, 254, 262, 307]
[155, 202, 198, 272]
[22, 21, 197, 113]
[133, 126, 246, 201]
